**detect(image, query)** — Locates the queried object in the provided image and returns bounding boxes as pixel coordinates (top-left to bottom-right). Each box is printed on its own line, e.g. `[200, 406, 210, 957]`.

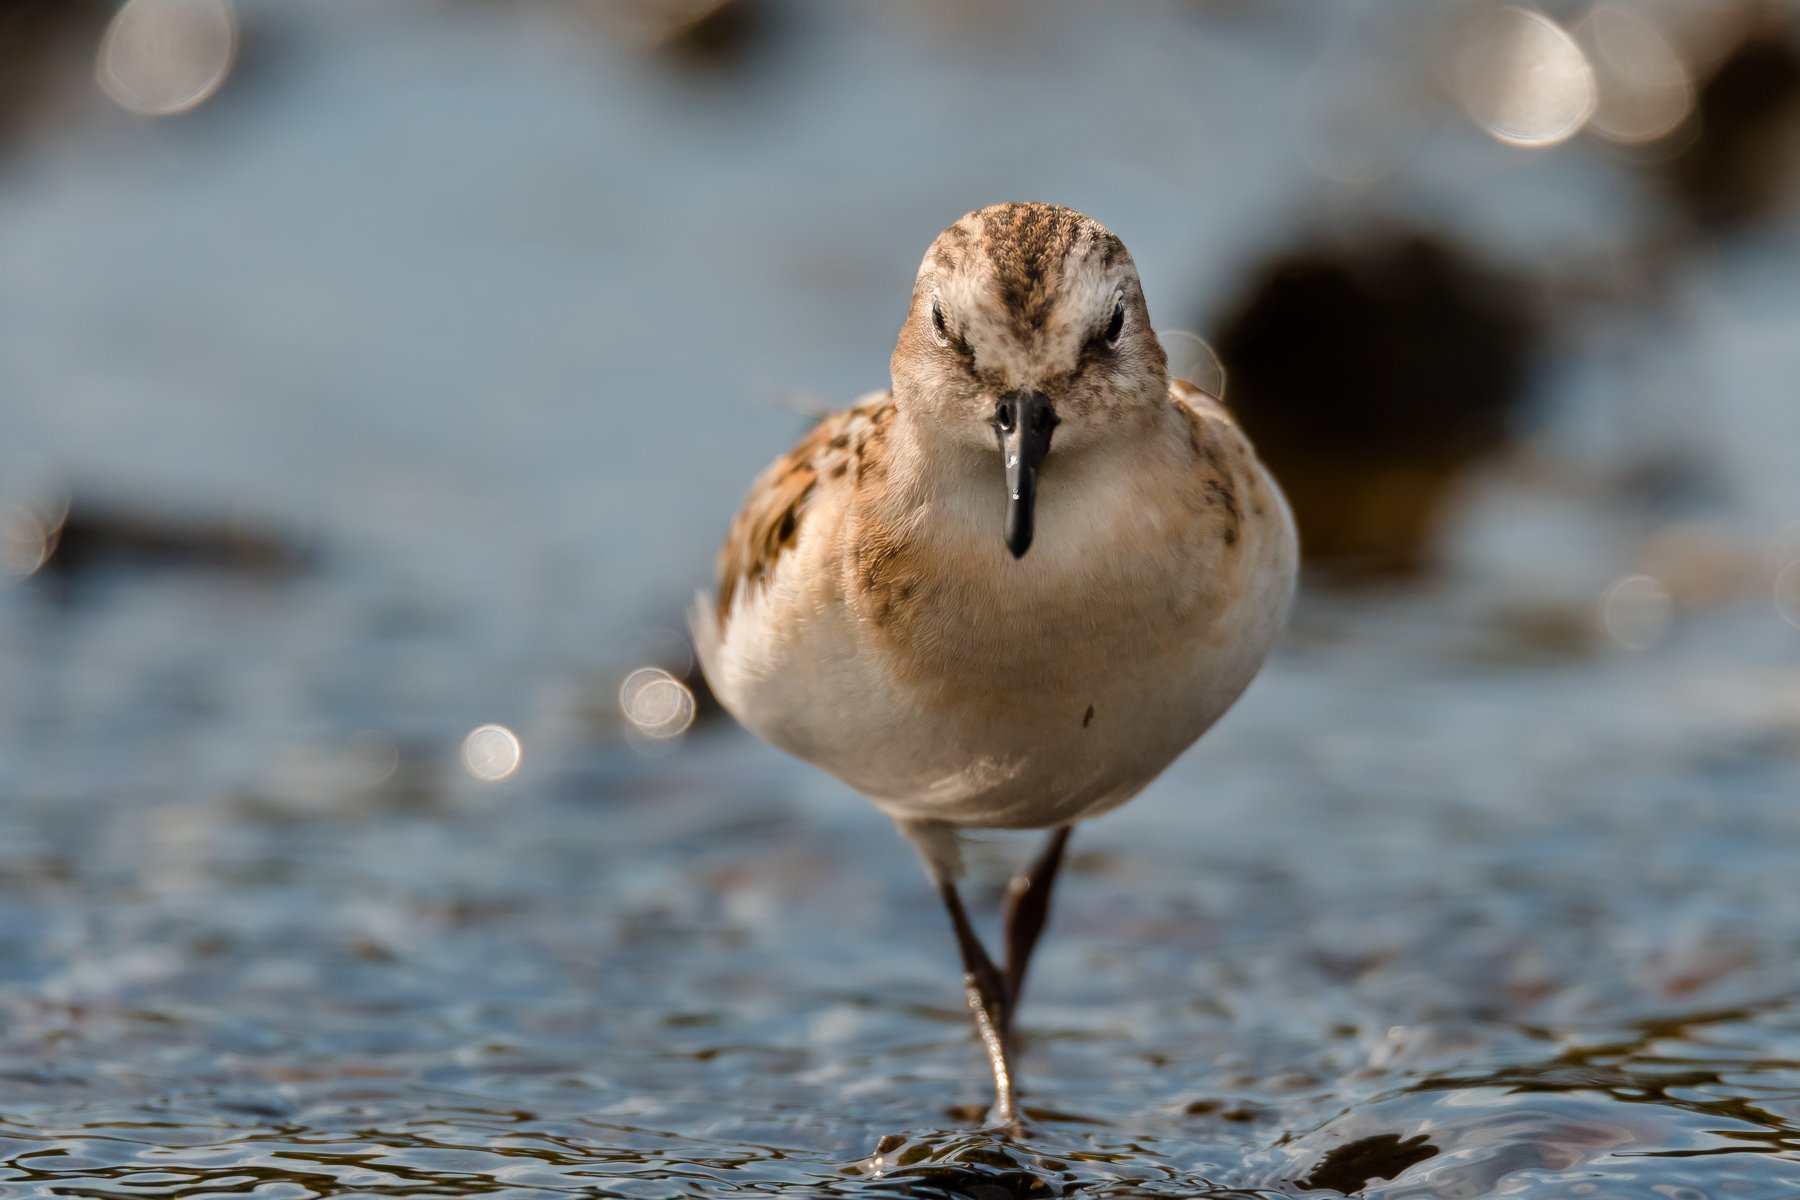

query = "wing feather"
[714, 392, 891, 627]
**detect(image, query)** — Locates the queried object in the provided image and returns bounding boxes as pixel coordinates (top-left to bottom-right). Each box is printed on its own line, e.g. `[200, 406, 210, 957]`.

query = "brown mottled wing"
[715, 394, 888, 626]
[1169, 379, 1250, 548]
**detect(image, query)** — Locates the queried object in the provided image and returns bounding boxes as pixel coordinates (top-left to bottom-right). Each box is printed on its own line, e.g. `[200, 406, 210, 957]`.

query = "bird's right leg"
[1001, 825, 1071, 1018]
[936, 878, 1017, 1127]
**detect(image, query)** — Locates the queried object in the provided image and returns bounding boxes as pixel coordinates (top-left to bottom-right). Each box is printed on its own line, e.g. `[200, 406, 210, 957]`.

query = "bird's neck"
[862, 394, 1188, 574]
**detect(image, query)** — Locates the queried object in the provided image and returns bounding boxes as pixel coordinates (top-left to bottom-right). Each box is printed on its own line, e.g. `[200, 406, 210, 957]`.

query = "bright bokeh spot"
[1158, 331, 1228, 402]
[0, 473, 69, 583]
[461, 724, 522, 782]
[1582, 5, 1693, 145]
[620, 667, 696, 742]
[1456, 7, 1596, 148]
[1599, 574, 1672, 650]
[98, 0, 238, 117]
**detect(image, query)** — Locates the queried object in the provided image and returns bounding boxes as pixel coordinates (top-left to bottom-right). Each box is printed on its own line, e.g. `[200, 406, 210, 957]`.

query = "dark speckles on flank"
[1209, 479, 1240, 522]
[1207, 478, 1243, 548]
[853, 411, 892, 483]
[1172, 392, 1251, 552]
[1179, 400, 1223, 468]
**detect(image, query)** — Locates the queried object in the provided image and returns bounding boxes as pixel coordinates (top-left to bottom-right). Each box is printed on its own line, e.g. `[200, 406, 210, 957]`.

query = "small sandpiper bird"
[695, 202, 1297, 1125]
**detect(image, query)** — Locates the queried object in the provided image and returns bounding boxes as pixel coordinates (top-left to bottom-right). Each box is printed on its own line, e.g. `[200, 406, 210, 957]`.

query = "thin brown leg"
[1002, 826, 1071, 1022]
[937, 879, 1016, 1126]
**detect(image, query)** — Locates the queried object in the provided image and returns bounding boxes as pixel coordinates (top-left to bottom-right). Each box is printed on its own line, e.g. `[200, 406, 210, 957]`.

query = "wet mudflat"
[4, 1, 1800, 1195]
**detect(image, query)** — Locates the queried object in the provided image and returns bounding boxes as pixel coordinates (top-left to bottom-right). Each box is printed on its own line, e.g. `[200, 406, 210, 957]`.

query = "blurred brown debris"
[1210, 234, 1537, 576]
[575, 0, 771, 72]
[1663, 11, 1800, 232]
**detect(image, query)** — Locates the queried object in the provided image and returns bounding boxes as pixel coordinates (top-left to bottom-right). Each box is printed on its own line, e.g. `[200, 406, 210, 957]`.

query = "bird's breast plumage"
[696, 380, 1297, 833]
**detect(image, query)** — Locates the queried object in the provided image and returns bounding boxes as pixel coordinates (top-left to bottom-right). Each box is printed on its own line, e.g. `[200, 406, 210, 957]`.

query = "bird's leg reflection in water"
[930, 826, 1074, 1131]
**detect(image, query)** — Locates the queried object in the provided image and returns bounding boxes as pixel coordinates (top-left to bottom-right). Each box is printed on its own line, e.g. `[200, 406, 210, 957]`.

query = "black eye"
[930, 299, 949, 343]
[1104, 301, 1125, 346]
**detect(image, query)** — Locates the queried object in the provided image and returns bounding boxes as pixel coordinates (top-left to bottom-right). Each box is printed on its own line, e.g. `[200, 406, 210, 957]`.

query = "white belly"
[704, 463, 1297, 832]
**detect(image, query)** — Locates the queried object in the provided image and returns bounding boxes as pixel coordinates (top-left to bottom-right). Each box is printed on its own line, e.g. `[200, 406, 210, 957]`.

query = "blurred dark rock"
[32, 499, 311, 584]
[1663, 13, 1800, 232]
[1208, 233, 1538, 575]
[0, 0, 107, 147]
[653, 0, 767, 70]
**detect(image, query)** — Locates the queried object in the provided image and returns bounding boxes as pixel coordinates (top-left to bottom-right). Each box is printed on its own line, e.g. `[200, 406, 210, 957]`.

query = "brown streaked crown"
[970, 203, 1124, 337]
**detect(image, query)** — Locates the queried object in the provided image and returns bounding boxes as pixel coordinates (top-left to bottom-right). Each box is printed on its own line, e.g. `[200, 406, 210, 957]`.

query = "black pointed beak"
[994, 390, 1058, 559]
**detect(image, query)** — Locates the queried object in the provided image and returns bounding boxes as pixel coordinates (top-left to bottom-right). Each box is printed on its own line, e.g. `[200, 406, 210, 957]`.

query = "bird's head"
[890, 202, 1169, 558]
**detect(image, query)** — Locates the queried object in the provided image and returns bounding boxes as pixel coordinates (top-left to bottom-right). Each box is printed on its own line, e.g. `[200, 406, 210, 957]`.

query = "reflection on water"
[2, 0, 1800, 1196]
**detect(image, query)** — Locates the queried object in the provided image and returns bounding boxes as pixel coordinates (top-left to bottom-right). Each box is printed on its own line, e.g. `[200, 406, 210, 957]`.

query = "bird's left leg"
[936, 878, 1017, 1126]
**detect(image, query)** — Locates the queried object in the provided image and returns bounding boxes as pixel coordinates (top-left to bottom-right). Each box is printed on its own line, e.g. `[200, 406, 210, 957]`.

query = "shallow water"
[4, 1, 1800, 1196]
[5, 556, 1800, 1197]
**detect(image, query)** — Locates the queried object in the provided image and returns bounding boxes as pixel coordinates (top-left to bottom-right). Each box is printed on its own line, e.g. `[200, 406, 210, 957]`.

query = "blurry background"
[3, 1, 1800, 1196]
